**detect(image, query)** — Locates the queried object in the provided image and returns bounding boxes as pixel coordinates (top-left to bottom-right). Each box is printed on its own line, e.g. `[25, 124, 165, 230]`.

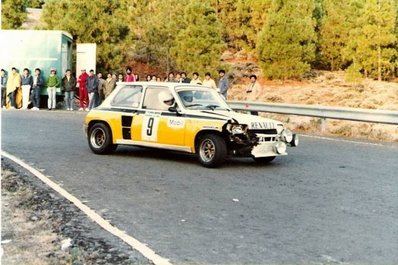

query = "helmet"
[158, 90, 174, 108]
[180, 91, 193, 103]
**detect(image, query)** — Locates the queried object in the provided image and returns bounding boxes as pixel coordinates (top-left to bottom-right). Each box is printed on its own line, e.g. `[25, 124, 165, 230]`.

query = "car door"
[110, 84, 143, 142]
[139, 85, 185, 147]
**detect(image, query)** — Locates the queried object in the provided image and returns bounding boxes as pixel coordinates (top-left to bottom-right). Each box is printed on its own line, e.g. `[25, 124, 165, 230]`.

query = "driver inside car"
[158, 90, 175, 111]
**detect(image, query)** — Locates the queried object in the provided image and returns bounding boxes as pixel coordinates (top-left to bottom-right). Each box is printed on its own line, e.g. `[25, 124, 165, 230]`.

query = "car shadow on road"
[112, 146, 283, 168]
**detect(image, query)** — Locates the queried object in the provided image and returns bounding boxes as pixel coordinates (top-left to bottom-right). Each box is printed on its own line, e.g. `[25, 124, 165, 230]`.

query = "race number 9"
[147, 117, 154, 136]
[142, 116, 159, 141]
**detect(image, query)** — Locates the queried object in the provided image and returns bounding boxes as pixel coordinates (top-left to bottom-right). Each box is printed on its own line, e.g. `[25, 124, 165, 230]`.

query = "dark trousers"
[31, 86, 41, 108]
[1, 86, 6, 108]
[8, 90, 16, 107]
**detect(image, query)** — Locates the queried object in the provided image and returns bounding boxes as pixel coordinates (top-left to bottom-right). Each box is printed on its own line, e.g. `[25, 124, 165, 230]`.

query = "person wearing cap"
[47, 68, 60, 110]
[6, 67, 21, 109]
[31, 68, 44, 110]
[21, 68, 33, 109]
[78, 69, 89, 111]
[1, 69, 7, 109]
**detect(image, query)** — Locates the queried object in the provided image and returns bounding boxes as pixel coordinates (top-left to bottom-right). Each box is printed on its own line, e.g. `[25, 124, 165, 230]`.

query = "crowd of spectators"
[1, 65, 260, 111]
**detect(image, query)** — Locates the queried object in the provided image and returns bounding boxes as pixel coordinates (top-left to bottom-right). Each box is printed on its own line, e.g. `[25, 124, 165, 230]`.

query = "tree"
[257, 0, 316, 79]
[345, 0, 397, 81]
[1, 0, 27, 29]
[319, 0, 354, 70]
[129, 0, 188, 73]
[41, 0, 131, 71]
[210, 0, 271, 51]
[171, 2, 225, 75]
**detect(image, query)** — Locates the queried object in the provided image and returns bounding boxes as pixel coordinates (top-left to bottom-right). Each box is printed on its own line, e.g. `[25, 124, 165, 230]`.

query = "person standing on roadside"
[1, 69, 7, 109]
[86, 69, 99, 110]
[125, 67, 136, 82]
[104, 73, 116, 98]
[202, 72, 217, 90]
[117, 73, 124, 83]
[21, 68, 33, 109]
[31, 68, 44, 110]
[96, 72, 105, 106]
[47, 68, 60, 110]
[190, 72, 202, 85]
[245, 74, 261, 101]
[62, 69, 77, 111]
[167, 72, 175, 82]
[218, 69, 229, 99]
[181, 72, 191, 83]
[6, 67, 21, 109]
[78, 69, 89, 111]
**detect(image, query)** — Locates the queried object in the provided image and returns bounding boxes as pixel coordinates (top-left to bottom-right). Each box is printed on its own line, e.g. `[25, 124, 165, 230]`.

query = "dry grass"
[229, 71, 398, 142]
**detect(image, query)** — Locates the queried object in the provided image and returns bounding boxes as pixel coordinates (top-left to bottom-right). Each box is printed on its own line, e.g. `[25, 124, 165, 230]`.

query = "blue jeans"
[1, 86, 6, 108]
[31, 86, 41, 108]
[88, 92, 97, 110]
[8, 90, 16, 108]
[64, 91, 74, 110]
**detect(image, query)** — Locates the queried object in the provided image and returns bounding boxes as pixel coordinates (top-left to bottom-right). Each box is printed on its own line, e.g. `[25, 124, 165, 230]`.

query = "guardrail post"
[321, 118, 326, 133]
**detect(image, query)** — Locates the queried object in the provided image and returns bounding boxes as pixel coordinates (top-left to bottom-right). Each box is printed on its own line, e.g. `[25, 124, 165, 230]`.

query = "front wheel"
[88, 123, 117, 154]
[253, 156, 276, 163]
[197, 134, 227, 168]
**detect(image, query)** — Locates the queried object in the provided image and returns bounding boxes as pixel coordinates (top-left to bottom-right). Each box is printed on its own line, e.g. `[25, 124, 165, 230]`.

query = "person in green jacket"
[47, 68, 60, 110]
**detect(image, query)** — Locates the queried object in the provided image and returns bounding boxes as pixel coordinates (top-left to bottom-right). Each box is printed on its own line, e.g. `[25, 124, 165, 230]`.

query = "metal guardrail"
[227, 101, 398, 125]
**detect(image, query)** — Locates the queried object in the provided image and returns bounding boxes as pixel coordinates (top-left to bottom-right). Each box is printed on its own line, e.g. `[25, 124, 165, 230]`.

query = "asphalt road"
[2, 110, 398, 265]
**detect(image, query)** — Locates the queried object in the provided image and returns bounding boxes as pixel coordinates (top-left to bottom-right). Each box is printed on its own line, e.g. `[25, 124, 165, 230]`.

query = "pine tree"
[1, 0, 27, 29]
[131, 0, 188, 73]
[171, 2, 224, 75]
[345, 0, 397, 81]
[319, 0, 353, 70]
[41, 0, 131, 71]
[257, 0, 316, 79]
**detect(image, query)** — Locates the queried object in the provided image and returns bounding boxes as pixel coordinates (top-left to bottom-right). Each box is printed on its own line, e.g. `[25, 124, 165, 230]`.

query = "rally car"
[84, 82, 298, 167]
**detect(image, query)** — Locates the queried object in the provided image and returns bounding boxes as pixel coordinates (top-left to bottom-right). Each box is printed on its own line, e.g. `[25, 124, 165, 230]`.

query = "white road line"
[301, 135, 386, 147]
[1, 150, 173, 265]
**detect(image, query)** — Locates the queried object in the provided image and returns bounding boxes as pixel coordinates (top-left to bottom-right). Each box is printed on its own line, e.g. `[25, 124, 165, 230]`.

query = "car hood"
[196, 110, 284, 129]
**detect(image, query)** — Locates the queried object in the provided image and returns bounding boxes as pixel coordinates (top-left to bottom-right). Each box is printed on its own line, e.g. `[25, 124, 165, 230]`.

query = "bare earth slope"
[229, 71, 398, 142]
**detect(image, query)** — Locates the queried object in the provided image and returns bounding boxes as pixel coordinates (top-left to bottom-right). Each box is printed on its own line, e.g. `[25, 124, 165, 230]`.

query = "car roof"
[115, 81, 212, 91]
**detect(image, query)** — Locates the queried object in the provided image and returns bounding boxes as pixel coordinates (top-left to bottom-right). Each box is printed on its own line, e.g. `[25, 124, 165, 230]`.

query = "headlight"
[231, 125, 244, 134]
[281, 129, 293, 143]
[274, 142, 287, 154]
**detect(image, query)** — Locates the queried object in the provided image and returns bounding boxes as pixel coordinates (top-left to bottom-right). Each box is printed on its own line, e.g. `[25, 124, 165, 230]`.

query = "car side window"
[142, 86, 171, 111]
[111, 85, 143, 108]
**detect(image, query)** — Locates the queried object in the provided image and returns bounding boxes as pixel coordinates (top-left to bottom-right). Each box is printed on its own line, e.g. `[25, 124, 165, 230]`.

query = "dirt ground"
[229, 71, 398, 142]
[1, 168, 71, 265]
[1, 163, 152, 265]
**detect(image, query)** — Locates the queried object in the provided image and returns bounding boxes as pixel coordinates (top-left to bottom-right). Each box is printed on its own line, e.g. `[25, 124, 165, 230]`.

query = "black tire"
[253, 156, 276, 163]
[197, 134, 227, 168]
[88, 123, 117, 154]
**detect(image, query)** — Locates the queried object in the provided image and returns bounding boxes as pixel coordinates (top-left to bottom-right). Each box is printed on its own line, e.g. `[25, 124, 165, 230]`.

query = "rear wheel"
[253, 156, 276, 163]
[88, 123, 117, 154]
[197, 134, 227, 168]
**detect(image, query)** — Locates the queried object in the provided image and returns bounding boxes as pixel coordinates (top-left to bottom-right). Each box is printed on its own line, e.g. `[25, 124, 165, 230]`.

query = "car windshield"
[176, 88, 231, 111]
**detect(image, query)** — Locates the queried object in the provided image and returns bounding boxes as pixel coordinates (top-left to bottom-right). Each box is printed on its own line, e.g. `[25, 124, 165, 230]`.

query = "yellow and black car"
[84, 82, 298, 167]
